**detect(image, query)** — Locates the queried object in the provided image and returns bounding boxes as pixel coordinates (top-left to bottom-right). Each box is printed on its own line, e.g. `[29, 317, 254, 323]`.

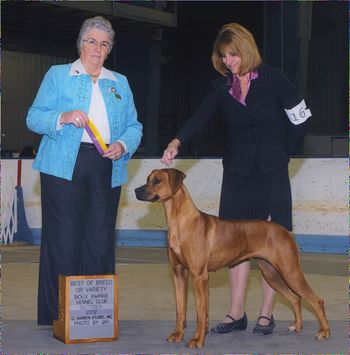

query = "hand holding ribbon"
[85, 119, 108, 154]
[103, 141, 125, 161]
[85, 118, 125, 159]
[60, 110, 88, 128]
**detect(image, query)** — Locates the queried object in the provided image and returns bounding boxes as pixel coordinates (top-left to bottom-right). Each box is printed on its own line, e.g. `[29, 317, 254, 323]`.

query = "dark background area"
[1, 1, 348, 158]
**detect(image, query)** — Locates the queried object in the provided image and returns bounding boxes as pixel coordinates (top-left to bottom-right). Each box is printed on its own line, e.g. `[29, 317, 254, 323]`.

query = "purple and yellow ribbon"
[85, 119, 108, 154]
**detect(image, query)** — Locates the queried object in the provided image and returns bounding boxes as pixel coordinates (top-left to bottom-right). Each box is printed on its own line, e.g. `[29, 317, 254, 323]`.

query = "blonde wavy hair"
[211, 23, 262, 76]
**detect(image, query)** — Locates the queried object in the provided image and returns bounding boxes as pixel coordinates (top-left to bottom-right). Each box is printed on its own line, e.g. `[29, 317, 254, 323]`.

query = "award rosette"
[85, 119, 108, 154]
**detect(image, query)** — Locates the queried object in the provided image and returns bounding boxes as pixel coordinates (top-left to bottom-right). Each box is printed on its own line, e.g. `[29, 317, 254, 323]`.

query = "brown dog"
[135, 168, 330, 348]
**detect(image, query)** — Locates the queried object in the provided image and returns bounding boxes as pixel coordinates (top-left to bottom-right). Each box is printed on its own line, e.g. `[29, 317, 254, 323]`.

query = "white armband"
[284, 100, 311, 125]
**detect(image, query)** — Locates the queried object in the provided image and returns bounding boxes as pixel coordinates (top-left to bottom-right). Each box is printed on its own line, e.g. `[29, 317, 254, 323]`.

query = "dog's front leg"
[167, 262, 189, 343]
[186, 272, 209, 349]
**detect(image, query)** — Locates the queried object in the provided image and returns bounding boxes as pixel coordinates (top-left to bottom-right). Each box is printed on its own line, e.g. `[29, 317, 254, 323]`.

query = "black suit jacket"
[175, 64, 310, 176]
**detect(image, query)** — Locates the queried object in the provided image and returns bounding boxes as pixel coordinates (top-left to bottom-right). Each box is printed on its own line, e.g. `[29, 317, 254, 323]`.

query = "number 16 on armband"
[284, 100, 311, 125]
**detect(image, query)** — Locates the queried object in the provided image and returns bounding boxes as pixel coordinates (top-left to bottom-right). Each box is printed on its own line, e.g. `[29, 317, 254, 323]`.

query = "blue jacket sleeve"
[26, 66, 63, 140]
[116, 77, 143, 160]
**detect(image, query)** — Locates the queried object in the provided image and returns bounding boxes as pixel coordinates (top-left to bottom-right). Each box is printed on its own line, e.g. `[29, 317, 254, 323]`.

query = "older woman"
[162, 23, 310, 335]
[27, 16, 143, 325]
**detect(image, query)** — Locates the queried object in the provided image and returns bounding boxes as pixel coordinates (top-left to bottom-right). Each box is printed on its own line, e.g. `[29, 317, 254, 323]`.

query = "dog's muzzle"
[135, 186, 160, 202]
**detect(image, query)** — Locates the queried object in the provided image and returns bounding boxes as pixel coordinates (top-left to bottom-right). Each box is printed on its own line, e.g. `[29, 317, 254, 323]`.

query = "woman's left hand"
[103, 142, 125, 160]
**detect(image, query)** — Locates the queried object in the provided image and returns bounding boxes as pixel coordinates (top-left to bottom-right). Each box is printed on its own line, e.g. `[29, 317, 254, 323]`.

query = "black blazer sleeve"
[274, 68, 311, 155]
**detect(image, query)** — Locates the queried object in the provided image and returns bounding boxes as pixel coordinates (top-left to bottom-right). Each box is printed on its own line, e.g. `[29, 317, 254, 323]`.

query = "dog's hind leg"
[167, 256, 189, 343]
[256, 259, 303, 332]
[265, 230, 330, 339]
[277, 265, 330, 339]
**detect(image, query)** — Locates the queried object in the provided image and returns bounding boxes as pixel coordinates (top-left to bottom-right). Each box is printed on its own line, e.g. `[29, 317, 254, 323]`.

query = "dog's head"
[135, 168, 186, 203]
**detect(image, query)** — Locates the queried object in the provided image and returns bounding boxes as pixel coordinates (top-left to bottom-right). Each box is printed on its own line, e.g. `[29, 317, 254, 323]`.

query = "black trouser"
[38, 144, 121, 325]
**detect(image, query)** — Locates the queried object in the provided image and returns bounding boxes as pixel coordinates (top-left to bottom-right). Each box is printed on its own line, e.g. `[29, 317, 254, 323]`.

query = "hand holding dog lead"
[161, 138, 180, 165]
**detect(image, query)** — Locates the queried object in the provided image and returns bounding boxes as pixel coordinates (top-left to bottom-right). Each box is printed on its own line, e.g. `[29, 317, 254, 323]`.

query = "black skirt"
[219, 165, 292, 231]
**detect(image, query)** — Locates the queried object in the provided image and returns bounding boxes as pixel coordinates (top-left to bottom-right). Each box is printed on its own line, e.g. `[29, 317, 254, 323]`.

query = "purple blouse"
[227, 71, 259, 106]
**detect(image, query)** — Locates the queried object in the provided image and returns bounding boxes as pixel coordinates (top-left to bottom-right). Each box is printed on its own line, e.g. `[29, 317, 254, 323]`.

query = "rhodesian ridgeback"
[135, 168, 330, 348]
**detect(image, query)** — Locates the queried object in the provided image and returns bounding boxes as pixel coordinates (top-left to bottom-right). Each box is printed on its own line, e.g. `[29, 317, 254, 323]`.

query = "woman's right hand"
[161, 138, 181, 165]
[60, 110, 88, 128]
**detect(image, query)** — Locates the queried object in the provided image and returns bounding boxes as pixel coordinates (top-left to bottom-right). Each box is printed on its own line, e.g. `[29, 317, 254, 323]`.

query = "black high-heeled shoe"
[210, 313, 248, 333]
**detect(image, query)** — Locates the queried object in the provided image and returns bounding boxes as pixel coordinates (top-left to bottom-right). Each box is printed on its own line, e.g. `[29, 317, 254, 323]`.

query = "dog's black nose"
[135, 187, 141, 198]
[135, 186, 145, 200]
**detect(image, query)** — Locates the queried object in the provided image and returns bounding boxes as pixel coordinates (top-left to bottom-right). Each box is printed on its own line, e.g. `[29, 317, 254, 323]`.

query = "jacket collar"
[69, 59, 117, 81]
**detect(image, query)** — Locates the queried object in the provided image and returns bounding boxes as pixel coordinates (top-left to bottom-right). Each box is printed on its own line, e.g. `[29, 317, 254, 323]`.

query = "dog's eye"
[153, 178, 161, 185]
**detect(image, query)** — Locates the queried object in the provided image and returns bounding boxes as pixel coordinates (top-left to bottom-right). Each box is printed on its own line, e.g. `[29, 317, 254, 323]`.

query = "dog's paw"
[315, 328, 330, 340]
[287, 322, 302, 332]
[288, 324, 297, 332]
[186, 337, 204, 349]
[167, 331, 184, 343]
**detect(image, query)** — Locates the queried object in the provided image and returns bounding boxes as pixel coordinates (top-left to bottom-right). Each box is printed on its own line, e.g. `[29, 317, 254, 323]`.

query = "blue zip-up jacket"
[26, 62, 143, 187]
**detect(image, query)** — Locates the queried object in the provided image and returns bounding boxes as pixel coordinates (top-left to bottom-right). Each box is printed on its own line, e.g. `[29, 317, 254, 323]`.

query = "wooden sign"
[53, 274, 118, 343]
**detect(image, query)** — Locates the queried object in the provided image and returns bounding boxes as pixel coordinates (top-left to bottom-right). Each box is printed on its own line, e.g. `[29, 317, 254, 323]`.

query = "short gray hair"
[76, 16, 115, 54]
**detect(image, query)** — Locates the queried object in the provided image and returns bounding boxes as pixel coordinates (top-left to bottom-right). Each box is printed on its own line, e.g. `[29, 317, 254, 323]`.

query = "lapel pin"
[111, 87, 121, 100]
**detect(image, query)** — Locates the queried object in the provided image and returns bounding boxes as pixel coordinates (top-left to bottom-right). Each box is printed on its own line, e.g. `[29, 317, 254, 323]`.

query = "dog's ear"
[167, 168, 186, 193]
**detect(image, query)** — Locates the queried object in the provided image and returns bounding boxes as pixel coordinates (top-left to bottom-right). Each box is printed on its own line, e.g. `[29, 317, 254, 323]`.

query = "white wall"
[1, 158, 348, 237]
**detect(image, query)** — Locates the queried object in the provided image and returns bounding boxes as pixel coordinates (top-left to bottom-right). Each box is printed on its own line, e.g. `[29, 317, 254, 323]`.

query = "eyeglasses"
[82, 38, 111, 50]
